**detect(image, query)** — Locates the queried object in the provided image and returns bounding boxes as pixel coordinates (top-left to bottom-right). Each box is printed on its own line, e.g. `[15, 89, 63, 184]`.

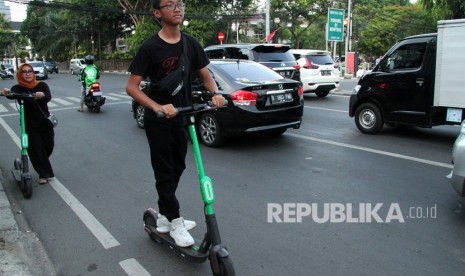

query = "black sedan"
[132, 59, 304, 147]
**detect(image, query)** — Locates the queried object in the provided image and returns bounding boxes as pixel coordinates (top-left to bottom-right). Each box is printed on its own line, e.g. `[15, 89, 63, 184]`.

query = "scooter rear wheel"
[212, 255, 235, 276]
[22, 178, 32, 199]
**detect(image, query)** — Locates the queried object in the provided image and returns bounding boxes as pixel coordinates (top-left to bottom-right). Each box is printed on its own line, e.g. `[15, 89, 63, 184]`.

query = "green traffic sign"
[327, 8, 345, 42]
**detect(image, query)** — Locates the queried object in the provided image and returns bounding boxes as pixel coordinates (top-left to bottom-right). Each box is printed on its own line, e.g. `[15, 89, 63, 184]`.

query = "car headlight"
[353, 85, 361, 93]
[461, 120, 465, 135]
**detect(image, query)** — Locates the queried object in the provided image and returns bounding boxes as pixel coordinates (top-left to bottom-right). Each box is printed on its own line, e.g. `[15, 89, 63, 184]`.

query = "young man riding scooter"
[125, 0, 224, 247]
[78, 55, 100, 112]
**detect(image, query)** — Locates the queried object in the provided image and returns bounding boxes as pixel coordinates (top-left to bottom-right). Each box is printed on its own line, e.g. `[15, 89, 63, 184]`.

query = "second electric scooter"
[1, 89, 35, 198]
[143, 95, 235, 275]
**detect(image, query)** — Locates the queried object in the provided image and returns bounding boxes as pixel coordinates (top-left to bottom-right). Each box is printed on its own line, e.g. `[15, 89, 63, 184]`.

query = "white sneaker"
[156, 214, 196, 234]
[169, 217, 195, 247]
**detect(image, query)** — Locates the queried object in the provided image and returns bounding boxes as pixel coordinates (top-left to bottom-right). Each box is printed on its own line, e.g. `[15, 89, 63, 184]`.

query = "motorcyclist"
[78, 55, 100, 112]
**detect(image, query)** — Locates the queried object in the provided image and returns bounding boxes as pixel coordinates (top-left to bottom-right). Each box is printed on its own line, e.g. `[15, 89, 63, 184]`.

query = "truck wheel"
[354, 103, 383, 134]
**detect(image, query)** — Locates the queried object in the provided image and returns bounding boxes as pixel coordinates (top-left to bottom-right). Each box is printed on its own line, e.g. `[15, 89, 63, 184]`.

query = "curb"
[0, 175, 56, 276]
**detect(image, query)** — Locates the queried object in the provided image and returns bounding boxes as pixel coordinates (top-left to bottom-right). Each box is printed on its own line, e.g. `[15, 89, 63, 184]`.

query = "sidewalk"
[0, 175, 55, 276]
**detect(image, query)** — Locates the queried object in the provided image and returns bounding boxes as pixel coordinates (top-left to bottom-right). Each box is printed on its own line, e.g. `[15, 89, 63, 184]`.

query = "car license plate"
[92, 91, 102, 96]
[270, 93, 293, 104]
[321, 70, 331, 76]
[279, 71, 291, 77]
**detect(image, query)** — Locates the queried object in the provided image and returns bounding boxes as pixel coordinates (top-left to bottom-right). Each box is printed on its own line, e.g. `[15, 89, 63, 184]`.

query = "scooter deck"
[143, 209, 208, 263]
[145, 224, 208, 263]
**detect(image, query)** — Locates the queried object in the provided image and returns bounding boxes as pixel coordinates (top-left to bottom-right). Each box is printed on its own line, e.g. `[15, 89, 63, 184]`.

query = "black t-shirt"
[129, 32, 209, 110]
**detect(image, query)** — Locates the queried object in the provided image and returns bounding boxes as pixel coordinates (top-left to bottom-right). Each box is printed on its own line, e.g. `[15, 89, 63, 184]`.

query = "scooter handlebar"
[0, 91, 36, 100]
[156, 100, 228, 118]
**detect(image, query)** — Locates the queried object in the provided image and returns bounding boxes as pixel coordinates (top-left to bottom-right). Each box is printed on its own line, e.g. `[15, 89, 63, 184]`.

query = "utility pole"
[344, 0, 352, 77]
[265, 0, 270, 43]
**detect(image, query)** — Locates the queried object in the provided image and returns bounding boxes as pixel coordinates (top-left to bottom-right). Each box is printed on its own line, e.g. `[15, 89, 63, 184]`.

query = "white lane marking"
[9, 103, 17, 110]
[0, 104, 7, 113]
[65, 97, 82, 103]
[119, 259, 151, 276]
[108, 93, 132, 99]
[102, 95, 120, 100]
[52, 98, 74, 106]
[47, 102, 58, 107]
[0, 116, 121, 249]
[305, 106, 347, 113]
[48, 178, 120, 249]
[0, 116, 20, 148]
[286, 133, 453, 169]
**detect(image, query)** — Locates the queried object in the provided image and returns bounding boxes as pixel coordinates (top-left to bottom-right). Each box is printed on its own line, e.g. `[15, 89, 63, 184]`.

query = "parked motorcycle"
[84, 82, 105, 113]
[1, 69, 14, 80]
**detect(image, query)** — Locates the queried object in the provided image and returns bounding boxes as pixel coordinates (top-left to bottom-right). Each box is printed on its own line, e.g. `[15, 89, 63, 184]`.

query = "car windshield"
[80, 59, 86, 65]
[307, 54, 335, 65]
[215, 62, 284, 82]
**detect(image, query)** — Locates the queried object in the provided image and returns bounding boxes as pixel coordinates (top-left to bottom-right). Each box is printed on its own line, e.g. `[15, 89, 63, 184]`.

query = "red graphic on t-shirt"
[162, 57, 179, 76]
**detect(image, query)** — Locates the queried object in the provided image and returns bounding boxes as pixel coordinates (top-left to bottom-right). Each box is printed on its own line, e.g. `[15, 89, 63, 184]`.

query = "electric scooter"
[1, 89, 34, 198]
[143, 96, 235, 275]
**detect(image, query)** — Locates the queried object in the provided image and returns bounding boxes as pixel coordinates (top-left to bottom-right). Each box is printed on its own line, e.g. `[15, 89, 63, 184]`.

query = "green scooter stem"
[187, 115, 216, 216]
[19, 99, 29, 155]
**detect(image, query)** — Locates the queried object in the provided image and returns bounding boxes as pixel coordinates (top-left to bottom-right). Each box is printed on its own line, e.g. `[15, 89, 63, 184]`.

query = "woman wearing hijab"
[1, 63, 55, 184]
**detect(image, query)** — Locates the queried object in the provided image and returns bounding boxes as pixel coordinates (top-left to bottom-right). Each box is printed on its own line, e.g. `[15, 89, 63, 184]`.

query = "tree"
[21, 0, 132, 61]
[418, 0, 465, 20]
[270, 0, 331, 48]
[357, 4, 435, 58]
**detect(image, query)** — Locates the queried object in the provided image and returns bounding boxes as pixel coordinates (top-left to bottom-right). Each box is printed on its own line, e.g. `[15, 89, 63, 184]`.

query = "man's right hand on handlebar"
[211, 93, 225, 107]
[158, 104, 177, 119]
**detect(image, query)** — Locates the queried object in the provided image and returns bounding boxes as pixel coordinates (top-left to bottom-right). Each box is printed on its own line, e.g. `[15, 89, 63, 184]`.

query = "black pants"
[145, 116, 188, 221]
[27, 125, 55, 178]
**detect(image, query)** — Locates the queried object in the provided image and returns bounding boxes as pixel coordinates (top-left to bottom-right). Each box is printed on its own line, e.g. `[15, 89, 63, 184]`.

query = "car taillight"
[298, 86, 304, 100]
[293, 64, 301, 71]
[303, 58, 319, 69]
[230, 90, 257, 106]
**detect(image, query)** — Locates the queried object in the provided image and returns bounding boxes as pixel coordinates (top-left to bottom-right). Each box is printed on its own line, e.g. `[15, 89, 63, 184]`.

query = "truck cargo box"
[434, 19, 465, 124]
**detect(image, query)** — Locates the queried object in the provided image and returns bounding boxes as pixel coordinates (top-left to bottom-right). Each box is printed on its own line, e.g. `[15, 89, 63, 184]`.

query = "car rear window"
[215, 62, 283, 82]
[306, 54, 334, 65]
[28, 62, 43, 67]
[253, 50, 295, 62]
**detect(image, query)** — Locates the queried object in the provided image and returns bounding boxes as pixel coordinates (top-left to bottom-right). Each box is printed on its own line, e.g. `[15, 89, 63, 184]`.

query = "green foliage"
[270, 0, 331, 48]
[419, 0, 465, 20]
[127, 20, 158, 56]
[358, 4, 435, 57]
[11, 0, 454, 63]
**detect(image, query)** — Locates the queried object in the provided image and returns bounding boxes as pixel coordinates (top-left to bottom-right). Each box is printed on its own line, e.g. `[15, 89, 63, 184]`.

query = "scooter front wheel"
[212, 255, 235, 276]
[21, 178, 32, 199]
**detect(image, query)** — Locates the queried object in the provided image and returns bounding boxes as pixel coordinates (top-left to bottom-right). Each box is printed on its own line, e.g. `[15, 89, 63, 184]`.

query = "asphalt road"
[1, 73, 464, 276]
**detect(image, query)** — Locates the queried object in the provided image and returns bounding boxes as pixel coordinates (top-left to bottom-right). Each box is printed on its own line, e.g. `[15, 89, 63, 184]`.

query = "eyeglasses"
[21, 69, 33, 74]
[159, 2, 185, 11]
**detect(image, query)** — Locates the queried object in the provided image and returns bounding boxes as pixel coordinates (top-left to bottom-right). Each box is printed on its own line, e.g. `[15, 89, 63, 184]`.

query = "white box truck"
[349, 19, 465, 134]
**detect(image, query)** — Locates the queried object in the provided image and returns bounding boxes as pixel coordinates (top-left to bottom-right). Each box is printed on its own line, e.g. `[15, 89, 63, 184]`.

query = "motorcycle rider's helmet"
[85, 55, 95, 65]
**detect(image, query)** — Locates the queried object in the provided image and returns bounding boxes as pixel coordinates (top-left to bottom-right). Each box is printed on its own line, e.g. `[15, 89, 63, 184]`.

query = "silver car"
[26, 61, 48, 80]
[447, 120, 465, 196]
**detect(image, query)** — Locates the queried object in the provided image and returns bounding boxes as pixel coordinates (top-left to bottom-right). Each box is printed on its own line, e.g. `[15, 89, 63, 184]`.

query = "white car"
[291, 49, 340, 97]
[447, 120, 465, 196]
